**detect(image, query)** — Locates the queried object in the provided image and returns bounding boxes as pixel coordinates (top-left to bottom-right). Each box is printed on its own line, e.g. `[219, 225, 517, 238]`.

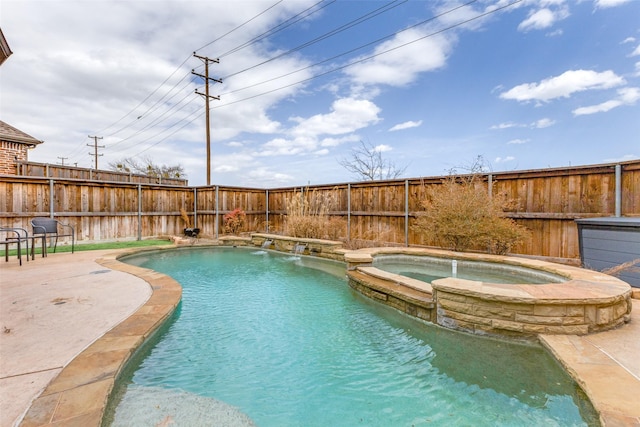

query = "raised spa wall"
[235, 234, 633, 338]
[345, 248, 633, 338]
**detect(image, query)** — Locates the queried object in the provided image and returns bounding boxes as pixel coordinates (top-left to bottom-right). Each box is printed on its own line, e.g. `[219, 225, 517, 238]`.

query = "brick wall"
[0, 140, 27, 174]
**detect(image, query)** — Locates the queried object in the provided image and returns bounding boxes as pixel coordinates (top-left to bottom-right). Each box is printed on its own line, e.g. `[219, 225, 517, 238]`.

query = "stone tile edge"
[539, 334, 640, 427]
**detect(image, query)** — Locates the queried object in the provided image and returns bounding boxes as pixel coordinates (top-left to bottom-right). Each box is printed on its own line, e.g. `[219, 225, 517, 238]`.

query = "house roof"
[0, 27, 12, 66]
[0, 120, 43, 146]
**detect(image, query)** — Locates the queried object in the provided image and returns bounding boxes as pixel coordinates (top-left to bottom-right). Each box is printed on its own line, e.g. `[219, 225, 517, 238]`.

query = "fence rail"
[1, 160, 638, 261]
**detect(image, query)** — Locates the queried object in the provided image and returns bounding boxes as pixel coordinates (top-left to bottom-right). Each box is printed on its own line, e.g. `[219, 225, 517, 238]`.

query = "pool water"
[108, 247, 597, 426]
[373, 255, 566, 285]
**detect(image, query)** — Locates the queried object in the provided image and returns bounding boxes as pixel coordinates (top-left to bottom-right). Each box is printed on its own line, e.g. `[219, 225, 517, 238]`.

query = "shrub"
[223, 208, 246, 235]
[413, 174, 530, 254]
[284, 188, 345, 239]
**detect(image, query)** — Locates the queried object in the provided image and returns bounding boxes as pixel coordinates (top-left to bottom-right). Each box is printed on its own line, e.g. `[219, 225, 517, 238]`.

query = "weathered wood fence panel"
[1, 160, 638, 260]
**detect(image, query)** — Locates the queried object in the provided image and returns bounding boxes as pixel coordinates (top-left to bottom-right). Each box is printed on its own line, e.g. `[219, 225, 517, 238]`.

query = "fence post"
[137, 184, 142, 241]
[215, 185, 219, 239]
[488, 173, 493, 198]
[193, 187, 198, 228]
[49, 179, 55, 218]
[265, 189, 270, 233]
[615, 164, 622, 217]
[347, 183, 351, 242]
[405, 179, 409, 247]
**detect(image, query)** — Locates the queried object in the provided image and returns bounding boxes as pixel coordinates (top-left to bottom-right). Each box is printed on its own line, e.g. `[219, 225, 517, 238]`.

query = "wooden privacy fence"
[16, 161, 189, 186]
[0, 160, 638, 261]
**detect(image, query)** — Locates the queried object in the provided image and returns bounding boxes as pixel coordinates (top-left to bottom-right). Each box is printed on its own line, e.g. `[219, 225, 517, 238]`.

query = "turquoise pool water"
[109, 247, 597, 426]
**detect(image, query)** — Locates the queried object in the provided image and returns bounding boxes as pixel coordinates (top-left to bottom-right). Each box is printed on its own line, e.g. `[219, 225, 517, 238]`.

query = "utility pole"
[192, 52, 221, 186]
[87, 135, 104, 170]
[57, 156, 68, 166]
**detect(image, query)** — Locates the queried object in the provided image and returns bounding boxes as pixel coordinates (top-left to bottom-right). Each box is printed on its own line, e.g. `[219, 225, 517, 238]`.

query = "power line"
[217, 0, 335, 59]
[214, 0, 502, 107]
[195, 0, 286, 53]
[220, 0, 407, 81]
[84, 0, 522, 162]
[95, 0, 286, 140]
[97, 0, 405, 151]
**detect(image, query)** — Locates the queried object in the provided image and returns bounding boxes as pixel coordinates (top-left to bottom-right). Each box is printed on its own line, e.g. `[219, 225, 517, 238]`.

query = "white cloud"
[345, 29, 452, 87]
[0, 0, 321, 183]
[246, 167, 294, 186]
[256, 98, 380, 157]
[622, 37, 636, 44]
[290, 98, 381, 137]
[630, 44, 640, 57]
[320, 135, 360, 147]
[533, 118, 556, 128]
[495, 156, 516, 163]
[490, 122, 522, 130]
[492, 118, 555, 130]
[389, 120, 423, 132]
[374, 144, 392, 152]
[500, 69, 626, 102]
[595, 0, 631, 9]
[517, 6, 569, 32]
[573, 87, 640, 116]
[508, 139, 529, 145]
[258, 136, 317, 157]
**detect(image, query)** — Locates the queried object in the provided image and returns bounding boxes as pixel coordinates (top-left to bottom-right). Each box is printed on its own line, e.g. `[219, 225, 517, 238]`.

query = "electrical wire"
[209, 0, 521, 109]
[217, 0, 335, 59]
[78, 0, 522, 164]
[220, 0, 407, 81]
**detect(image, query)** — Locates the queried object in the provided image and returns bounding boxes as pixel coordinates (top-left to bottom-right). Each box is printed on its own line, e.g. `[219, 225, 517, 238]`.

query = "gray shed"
[576, 217, 640, 287]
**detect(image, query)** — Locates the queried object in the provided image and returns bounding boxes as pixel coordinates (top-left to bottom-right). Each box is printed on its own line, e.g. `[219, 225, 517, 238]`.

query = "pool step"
[347, 270, 435, 323]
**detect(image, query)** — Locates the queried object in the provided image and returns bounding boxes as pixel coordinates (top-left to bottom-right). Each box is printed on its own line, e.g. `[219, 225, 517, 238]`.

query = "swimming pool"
[107, 247, 597, 426]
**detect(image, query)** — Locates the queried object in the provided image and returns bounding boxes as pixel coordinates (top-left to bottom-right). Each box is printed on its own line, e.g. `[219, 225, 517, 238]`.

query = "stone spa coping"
[344, 247, 633, 335]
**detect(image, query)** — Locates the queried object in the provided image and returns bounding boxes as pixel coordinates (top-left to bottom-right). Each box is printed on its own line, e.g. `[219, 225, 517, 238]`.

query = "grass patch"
[3, 239, 173, 257]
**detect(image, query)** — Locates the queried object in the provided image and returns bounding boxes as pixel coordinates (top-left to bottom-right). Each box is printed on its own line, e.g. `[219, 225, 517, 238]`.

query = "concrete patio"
[0, 248, 638, 426]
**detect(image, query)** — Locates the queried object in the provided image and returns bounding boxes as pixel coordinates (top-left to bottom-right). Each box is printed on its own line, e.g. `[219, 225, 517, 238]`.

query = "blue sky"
[1, 0, 638, 187]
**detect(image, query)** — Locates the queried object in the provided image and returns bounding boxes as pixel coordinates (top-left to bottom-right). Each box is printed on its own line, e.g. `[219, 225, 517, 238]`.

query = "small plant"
[223, 208, 246, 235]
[413, 174, 530, 254]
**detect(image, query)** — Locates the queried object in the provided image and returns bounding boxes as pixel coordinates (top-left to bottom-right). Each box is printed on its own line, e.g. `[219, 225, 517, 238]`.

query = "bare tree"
[447, 155, 493, 176]
[339, 140, 407, 181]
[109, 156, 186, 179]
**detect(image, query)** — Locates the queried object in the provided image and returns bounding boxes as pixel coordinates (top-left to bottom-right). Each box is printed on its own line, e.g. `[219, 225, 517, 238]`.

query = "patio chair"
[1, 228, 24, 265]
[31, 217, 75, 257]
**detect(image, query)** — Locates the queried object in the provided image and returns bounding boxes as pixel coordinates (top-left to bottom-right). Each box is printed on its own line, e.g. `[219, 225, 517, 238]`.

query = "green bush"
[413, 174, 530, 254]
